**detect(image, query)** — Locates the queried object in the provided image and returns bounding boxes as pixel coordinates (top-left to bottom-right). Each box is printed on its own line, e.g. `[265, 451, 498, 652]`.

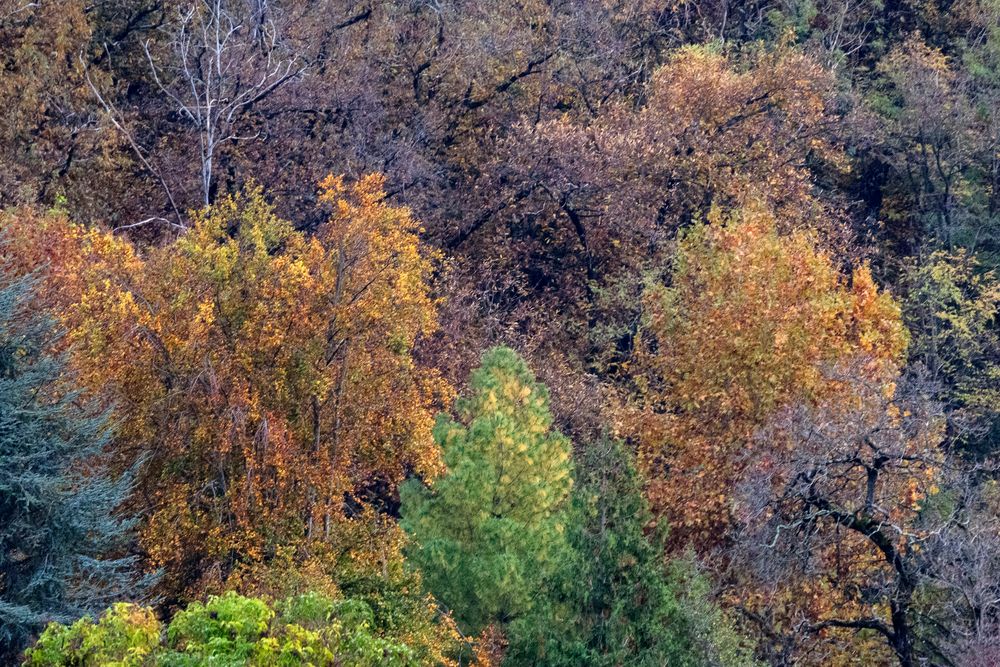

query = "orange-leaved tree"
[1, 174, 449, 601]
[632, 204, 931, 663]
[430, 43, 849, 442]
[636, 204, 907, 543]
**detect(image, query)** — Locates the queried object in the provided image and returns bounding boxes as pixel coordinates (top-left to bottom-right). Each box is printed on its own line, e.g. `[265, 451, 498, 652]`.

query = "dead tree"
[145, 0, 306, 205]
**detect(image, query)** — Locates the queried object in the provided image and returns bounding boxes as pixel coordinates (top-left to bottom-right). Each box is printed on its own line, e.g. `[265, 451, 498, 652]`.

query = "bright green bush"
[23, 603, 161, 667]
[24, 591, 440, 666]
[160, 592, 273, 665]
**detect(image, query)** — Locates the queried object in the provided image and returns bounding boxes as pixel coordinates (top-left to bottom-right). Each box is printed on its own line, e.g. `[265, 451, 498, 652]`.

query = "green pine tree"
[501, 435, 759, 666]
[400, 347, 574, 637]
[548, 436, 759, 667]
[568, 435, 691, 665]
[0, 268, 148, 663]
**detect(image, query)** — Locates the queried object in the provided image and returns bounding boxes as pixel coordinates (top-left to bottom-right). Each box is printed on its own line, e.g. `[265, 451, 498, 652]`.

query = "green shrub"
[24, 603, 160, 667]
[24, 591, 445, 666]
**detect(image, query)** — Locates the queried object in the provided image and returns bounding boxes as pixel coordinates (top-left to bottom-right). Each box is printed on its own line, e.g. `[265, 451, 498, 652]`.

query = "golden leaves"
[5, 175, 449, 600]
[636, 206, 909, 546]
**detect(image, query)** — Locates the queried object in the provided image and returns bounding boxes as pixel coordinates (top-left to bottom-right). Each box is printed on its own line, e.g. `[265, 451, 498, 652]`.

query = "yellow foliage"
[1, 175, 449, 600]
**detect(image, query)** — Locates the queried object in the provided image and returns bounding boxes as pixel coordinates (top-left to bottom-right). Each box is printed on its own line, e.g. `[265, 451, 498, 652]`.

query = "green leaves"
[901, 249, 1000, 451]
[401, 350, 750, 666]
[401, 347, 574, 635]
[165, 592, 273, 663]
[25, 604, 161, 667]
[26, 592, 433, 667]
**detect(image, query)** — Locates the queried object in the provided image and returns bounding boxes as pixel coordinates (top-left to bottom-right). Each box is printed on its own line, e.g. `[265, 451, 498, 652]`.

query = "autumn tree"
[0, 267, 148, 663]
[724, 355, 1000, 664]
[638, 207, 1000, 663]
[636, 203, 907, 543]
[730, 363, 947, 665]
[634, 203, 919, 663]
[900, 249, 1000, 452]
[17, 0, 680, 234]
[0, 0, 184, 229]
[0, 0, 108, 214]
[400, 347, 574, 648]
[2, 174, 447, 602]
[431, 43, 848, 439]
[869, 36, 1000, 262]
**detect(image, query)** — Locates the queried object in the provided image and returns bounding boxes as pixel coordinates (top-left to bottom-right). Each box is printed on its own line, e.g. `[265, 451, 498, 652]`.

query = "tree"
[400, 352, 755, 666]
[227, 507, 463, 667]
[636, 203, 908, 546]
[900, 248, 1000, 452]
[0, 0, 108, 214]
[141, 0, 308, 208]
[870, 37, 1000, 260]
[634, 204, 913, 663]
[0, 267, 146, 663]
[730, 363, 946, 666]
[430, 43, 848, 439]
[24, 603, 161, 667]
[0, 0, 177, 229]
[563, 436, 684, 665]
[400, 347, 574, 642]
[511, 435, 758, 667]
[919, 477, 1000, 664]
[2, 173, 448, 602]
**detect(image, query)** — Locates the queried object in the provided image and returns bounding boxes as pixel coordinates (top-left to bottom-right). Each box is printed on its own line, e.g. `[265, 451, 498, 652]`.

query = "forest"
[2, 0, 1000, 665]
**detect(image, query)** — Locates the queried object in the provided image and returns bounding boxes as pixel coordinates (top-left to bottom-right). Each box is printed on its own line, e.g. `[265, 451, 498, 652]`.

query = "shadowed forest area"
[3, 0, 1000, 664]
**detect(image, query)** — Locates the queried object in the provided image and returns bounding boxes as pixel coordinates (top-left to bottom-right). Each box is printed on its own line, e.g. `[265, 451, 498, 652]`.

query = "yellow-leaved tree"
[1, 174, 449, 601]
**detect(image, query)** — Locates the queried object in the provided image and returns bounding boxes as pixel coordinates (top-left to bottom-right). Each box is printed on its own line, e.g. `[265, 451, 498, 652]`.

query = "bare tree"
[728, 360, 998, 666]
[919, 478, 1000, 666]
[145, 0, 307, 205]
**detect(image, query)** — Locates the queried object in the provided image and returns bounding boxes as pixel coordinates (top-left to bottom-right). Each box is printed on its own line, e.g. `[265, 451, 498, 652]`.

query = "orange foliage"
[637, 205, 907, 544]
[632, 204, 948, 663]
[1, 174, 448, 599]
[599, 44, 845, 229]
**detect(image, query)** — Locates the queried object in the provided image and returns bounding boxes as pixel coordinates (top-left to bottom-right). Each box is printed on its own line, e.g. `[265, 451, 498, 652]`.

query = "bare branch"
[81, 52, 185, 228]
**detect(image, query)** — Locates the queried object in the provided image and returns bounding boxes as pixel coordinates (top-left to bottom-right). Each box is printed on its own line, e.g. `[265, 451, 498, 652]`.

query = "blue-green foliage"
[0, 266, 146, 663]
[539, 436, 758, 666]
[502, 435, 759, 666]
[510, 435, 700, 666]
